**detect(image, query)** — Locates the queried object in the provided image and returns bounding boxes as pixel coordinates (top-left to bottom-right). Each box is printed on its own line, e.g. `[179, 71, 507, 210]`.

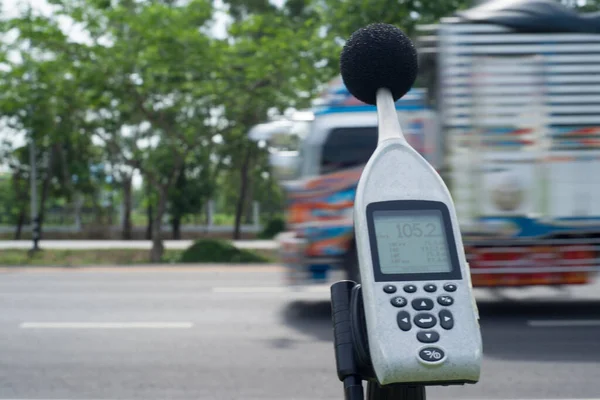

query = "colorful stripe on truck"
[282, 166, 362, 257]
[313, 75, 428, 115]
[460, 126, 600, 148]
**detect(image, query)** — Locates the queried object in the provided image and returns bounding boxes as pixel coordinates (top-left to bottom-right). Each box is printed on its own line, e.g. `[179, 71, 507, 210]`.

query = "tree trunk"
[233, 146, 253, 240]
[172, 214, 181, 240]
[122, 176, 133, 240]
[14, 205, 26, 240]
[37, 179, 50, 241]
[92, 199, 102, 225]
[12, 171, 27, 240]
[150, 187, 168, 262]
[37, 149, 55, 242]
[146, 203, 153, 240]
[245, 178, 254, 225]
[107, 191, 114, 225]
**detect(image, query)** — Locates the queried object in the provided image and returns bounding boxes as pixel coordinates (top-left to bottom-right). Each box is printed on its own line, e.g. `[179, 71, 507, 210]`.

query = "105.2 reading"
[396, 222, 440, 238]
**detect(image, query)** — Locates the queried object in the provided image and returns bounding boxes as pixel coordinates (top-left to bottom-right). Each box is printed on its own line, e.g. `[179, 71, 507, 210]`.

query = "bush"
[258, 217, 286, 239]
[178, 239, 268, 263]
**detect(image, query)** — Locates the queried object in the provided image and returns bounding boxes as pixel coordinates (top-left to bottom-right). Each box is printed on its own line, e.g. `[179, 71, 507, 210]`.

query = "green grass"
[178, 239, 270, 263]
[0, 249, 181, 266]
[0, 248, 277, 266]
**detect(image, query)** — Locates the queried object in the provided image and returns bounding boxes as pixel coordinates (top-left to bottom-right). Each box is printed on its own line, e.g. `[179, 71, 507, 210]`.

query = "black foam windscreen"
[340, 23, 418, 105]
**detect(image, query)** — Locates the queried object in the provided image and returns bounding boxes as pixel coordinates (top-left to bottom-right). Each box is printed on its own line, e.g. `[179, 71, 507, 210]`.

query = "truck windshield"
[321, 126, 378, 174]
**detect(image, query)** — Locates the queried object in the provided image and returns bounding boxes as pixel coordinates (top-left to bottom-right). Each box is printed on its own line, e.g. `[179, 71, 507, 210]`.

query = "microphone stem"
[376, 88, 407, 145]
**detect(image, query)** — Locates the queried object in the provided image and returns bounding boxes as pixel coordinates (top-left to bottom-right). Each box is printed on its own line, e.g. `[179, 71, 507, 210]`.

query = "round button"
[443, 283, 457, 292]
[424, 284, 437, 293]
[404, 285, 417, 293]
[418, 346, 445, 363]
[390, 296, 408, 307]
[437, 295, 454, 306]
[383, 285, 397, 294]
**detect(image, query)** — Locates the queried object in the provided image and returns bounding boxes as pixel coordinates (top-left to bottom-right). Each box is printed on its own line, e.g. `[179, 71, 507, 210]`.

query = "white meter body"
[353, 90, 482, 386]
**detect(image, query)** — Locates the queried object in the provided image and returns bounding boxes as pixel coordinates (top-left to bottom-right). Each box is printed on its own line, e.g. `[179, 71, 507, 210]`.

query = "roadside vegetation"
[0, 240, 275, 266]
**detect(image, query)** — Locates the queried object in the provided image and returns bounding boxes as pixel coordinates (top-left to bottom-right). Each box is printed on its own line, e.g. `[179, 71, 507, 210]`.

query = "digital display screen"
[372, 210, 452, 275]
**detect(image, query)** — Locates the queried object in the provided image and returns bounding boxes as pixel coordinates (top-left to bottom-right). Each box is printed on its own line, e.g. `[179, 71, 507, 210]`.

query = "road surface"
[0, 240, 277, 250]
[1, 265, 599, 400]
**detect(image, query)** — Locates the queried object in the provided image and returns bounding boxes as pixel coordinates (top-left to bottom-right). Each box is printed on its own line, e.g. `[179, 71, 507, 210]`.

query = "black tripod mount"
[331, 280, 427, 400]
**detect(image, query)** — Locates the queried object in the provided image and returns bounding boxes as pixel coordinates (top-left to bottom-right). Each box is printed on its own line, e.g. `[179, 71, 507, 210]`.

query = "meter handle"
[366, 382, 426, 400]
[350, 284, 375, 380]
[331, 280, 364, 400]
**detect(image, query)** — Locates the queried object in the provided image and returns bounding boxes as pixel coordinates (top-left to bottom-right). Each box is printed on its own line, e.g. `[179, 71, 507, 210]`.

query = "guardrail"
[0, 224, 263, 235]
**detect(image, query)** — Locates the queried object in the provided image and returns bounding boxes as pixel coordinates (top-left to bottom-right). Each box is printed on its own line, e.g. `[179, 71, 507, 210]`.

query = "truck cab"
[253, 0, 600, 288]
[252, 77, 437, 285]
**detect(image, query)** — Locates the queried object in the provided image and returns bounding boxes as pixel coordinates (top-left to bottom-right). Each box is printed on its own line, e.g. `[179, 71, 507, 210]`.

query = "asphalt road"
[1, 266, 600, 400]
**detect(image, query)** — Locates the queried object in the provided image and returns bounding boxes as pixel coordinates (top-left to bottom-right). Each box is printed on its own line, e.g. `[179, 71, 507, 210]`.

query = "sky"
[2, 0, 285, 39]
[3, 0, 231, 38]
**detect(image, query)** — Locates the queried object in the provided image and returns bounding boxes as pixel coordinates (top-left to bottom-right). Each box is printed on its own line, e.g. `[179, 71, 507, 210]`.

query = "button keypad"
[424, 284, 437, 293]
[414, 313, 437, 329]
[443, 283, 457, 292]
[411, 298, 434, 311]
[404, 284, 417, 293]
[382, 281, 458, 364]
[419, 347, 445, 363]
[383, 285, 397, 294]
[439, 309, 454, 330]
[437, 295, 454, 306]
[397, 311, 412, 331]
[390, 296, 408, 307]
[417, 330, 440, 343]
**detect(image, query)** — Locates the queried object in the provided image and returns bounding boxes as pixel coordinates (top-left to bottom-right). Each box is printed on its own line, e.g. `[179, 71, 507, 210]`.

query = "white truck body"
[417, 19, 600, 236]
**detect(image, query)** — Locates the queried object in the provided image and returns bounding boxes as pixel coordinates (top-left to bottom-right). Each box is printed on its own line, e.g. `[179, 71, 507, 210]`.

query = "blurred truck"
[250, 0, 600, 288]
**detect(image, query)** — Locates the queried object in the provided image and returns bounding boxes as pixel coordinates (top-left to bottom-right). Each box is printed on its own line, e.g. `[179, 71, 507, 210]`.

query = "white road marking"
[3, 398, 600, 400]
[19, 322, 194, 329]
[527, 320, 600, 327]
[211, 286, 330, 293]
[212, 286, 287, 293]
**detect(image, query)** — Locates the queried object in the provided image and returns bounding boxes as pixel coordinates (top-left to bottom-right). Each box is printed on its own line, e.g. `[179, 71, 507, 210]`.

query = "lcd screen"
[372, 209, 452, 275]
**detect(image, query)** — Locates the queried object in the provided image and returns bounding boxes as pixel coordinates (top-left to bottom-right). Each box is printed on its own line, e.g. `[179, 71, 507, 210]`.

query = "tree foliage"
[2, 0, 594, 256]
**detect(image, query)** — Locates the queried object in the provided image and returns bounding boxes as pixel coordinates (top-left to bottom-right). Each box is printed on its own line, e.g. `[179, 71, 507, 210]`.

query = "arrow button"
[414, 313, 437, 329]
[417, 330, 440, 343]
[439, 309, 454, 330]
[411, 298, 434, 311]
[397, 311, 412, 331]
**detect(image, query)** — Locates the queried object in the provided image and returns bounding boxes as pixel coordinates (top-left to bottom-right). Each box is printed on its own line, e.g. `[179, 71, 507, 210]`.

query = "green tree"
[167, 137, 223, 239]
[0, 8, 99, 245]
[319, 0, 472, 41]
[49, 0, 221, 260]
[0, 142, 30, 239]
[215, 1, 338, 239]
